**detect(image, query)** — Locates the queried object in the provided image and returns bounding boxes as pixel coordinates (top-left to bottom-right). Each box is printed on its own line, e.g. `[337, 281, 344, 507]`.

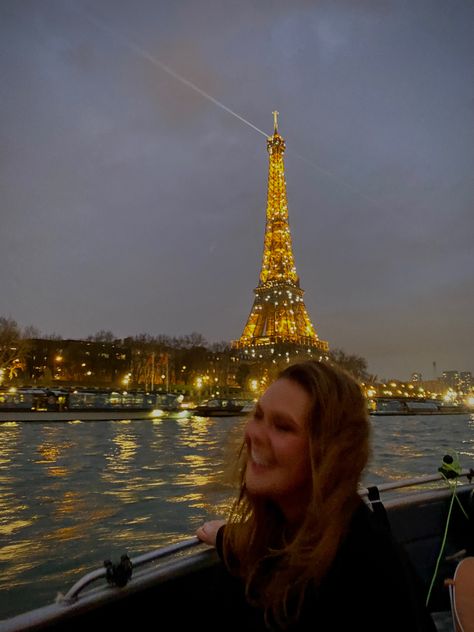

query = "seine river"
[1, 412, 473, 623]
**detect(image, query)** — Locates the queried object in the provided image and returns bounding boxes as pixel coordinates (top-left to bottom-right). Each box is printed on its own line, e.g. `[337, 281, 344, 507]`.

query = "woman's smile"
[249, 448, 272, 467]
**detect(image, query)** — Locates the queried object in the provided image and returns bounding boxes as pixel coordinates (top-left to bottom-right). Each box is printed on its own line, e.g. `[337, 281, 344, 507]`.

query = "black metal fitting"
[104, 554, 133, 588]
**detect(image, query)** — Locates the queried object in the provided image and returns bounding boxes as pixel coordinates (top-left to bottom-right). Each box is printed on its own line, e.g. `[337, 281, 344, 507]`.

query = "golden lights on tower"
[232, 112, 328, 357]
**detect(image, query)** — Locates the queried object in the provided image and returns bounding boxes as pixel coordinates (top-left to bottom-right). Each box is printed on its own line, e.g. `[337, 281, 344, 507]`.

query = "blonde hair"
[222, 360, 370, 628]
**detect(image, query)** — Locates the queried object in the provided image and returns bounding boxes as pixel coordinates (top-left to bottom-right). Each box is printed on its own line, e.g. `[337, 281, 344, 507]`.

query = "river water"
[1, 412, 473, 622]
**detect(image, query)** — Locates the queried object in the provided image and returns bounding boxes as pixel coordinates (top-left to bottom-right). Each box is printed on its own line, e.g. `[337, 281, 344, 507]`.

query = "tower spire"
[232, 113, 329, 360]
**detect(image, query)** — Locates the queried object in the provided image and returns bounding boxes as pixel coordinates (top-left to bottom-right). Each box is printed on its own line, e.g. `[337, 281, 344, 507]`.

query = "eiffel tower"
[232, 112, 329, 361]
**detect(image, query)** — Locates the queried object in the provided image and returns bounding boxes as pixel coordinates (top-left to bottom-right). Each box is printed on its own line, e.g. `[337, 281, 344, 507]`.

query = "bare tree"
[0, 317, 32, 383]
[329, 348, 370, 382]
[88, 330, 116, 343]
[210, 341, 231, 353]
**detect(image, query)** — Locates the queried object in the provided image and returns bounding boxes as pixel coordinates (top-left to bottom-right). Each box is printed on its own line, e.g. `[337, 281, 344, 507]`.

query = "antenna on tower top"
[273, 110, 279, 134]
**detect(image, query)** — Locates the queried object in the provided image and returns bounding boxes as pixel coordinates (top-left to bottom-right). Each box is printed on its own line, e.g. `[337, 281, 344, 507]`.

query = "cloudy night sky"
[1, 0, 473, 381]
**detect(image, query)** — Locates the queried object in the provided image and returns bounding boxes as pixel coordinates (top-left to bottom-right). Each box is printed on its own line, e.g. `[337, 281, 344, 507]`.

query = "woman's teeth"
[251, 450, 270, 466]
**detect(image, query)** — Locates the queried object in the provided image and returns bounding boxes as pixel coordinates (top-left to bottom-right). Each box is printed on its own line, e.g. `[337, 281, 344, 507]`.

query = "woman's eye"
[274, 421, 292, 432]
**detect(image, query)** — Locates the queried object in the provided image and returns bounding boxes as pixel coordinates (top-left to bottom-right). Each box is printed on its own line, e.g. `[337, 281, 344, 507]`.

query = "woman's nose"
[245, 417, 266, 444]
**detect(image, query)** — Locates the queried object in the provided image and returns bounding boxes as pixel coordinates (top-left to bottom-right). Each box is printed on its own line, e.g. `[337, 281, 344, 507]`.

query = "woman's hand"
[196, 519, 226, 546]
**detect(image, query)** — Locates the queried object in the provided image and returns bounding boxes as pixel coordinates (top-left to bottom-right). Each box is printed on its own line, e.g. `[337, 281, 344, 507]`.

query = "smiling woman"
[197, 360, 437, 631]
[244, 378, 312, 525]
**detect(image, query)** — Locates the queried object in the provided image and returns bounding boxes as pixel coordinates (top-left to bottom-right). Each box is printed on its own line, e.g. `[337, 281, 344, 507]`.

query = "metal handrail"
[360, 469, 473, 496]
[61, 537, 202, 604]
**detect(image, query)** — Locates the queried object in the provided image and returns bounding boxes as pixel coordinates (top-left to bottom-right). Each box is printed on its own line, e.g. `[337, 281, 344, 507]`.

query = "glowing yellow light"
[232, 114, 328, 355]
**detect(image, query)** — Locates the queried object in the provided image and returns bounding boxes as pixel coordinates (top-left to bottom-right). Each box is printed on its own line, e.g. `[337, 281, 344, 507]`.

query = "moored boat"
[370, 397, 470, 416]
[192, 397, 246, 417]
[0, 388, 190, 422]
[0, 469, 472, 631]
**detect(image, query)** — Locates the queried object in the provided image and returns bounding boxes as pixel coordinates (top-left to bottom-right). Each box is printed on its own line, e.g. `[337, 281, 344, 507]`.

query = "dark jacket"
[211, 501, 437, 631]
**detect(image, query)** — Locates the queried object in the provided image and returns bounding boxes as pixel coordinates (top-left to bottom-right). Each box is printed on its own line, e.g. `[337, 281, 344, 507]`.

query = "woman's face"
[244, 377, 312, 522]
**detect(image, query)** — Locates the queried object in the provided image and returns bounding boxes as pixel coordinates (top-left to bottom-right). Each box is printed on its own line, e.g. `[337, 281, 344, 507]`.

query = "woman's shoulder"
[329, 501, 392, 570]
[347, 499, 398, 549]
[326, 499, 422, 597]
[309, 501, 437, 631]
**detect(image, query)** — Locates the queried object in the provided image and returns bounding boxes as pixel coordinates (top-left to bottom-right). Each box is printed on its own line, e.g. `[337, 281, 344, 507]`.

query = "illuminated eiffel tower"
[232, 112, 329, 362]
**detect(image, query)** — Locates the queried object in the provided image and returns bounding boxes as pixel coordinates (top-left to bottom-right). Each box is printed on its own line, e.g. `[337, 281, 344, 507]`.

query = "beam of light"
[76, 7, 268, 138]
[75, 5, 379, 207]
[129, 47, 269, 139]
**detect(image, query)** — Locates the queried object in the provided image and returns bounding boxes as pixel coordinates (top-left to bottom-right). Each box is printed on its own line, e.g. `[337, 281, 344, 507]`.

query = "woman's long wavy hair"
[222, 360, 370, 628]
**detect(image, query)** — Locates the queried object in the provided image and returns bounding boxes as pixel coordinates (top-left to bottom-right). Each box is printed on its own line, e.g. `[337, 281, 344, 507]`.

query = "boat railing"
[61, 537, 202, 604]
[360, 469, 473, 496]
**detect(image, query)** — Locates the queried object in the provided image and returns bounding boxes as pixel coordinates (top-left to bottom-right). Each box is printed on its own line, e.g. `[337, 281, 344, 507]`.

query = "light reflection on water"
[0, 413, 472, 620]
[366, 414, 474, 484]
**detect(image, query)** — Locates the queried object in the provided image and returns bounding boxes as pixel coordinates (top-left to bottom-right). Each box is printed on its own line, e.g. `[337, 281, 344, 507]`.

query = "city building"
[442, 371, 460, 390]
[25, 338, 131, 387]
[459, 372, 472, 393]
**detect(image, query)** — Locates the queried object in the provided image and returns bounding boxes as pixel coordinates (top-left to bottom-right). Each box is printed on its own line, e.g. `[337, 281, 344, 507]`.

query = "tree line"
[0, 316, 373, 391]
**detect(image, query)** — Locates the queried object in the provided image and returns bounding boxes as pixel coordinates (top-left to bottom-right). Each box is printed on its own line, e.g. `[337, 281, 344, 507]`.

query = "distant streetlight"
[122, 373, 131, 387]
[54, 354, 63, 380]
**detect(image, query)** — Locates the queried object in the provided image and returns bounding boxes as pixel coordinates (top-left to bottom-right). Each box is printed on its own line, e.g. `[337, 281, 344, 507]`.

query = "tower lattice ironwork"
[232, 112, 329, 360]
